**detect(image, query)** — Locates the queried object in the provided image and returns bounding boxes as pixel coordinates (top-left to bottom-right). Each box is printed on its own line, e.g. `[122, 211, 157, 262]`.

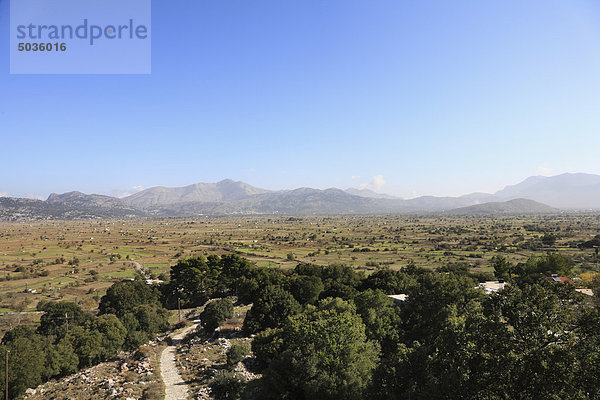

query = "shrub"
[226, 341, 251, 368]
[200, 298, 234, 332]
[210, 371, 246, 400]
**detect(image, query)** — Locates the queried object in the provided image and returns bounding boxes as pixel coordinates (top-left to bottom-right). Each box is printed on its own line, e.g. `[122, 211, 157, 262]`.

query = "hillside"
[493, 173, 600, 209]
[2, 172, 600, 220]
[123, 179, 270, 209]
[0, 195, 145, 222]
[142, 188, 408, 216]
[345, 188, 399, 199]
[448, 198, 557, 215]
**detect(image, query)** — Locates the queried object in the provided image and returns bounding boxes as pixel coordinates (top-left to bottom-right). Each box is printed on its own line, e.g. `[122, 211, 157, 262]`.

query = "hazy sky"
[1, 0, 600, 199]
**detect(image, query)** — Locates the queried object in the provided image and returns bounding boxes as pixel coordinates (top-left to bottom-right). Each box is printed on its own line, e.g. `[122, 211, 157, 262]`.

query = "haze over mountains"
[1, 173, 599, 221]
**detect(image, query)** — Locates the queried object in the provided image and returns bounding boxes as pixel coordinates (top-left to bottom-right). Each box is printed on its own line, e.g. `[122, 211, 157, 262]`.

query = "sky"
[1, 0, 600, 200]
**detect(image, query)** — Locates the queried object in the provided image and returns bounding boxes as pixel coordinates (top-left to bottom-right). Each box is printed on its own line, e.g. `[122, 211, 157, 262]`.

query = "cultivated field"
[0, 214, 598, 331]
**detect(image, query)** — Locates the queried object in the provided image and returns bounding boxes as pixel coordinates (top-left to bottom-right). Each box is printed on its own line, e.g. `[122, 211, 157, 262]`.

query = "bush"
[210, 371, 246, 400]
[226, 341, 251, 368]
[142, 382, 164, 400]
[200, 298, 234, 332]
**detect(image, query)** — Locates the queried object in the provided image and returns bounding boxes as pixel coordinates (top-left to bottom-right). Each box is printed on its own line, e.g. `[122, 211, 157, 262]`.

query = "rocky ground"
[23, 341, 166, 400]
[175, 304, 260, 400]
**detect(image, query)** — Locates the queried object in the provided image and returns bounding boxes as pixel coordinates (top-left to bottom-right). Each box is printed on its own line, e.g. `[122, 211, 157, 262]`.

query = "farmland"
[0, 214, 598, 322]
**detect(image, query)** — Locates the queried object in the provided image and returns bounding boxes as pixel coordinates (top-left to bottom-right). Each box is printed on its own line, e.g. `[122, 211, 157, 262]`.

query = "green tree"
[169, 256, 222, 307]
[251, 328, 284, 366]
[361, 268, 416, 294]
[491, 255, 512, 281]
[288, 275, 324, 304]
[541, 233, 557, 246]
[38, 301, 90, 339]
[121, 304, 170, 349]
[243, 286, 301, 334]
[210, 371, 246, 400]
[219, 254, 253, 293]
[200, 298, 234, 333]
[68, 325, 104, 368]
[263, 298, 379, 400]
[353, 289, 402, 356]
[92, 314, 127, 359]
[99, 280, 161, 317]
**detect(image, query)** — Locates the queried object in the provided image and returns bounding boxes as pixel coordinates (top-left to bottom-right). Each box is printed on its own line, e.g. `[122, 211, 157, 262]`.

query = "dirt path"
[160, 322, 199, 400]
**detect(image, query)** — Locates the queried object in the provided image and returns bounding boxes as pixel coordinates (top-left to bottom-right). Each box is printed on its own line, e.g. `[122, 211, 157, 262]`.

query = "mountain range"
[1, 173, 598, 221]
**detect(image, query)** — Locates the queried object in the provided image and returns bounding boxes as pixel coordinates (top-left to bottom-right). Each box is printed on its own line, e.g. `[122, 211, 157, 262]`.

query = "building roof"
[388, 294, 408, 303]
[478, 281, 506, 293]
[576, 288, 594, 297]
[552, 277, 574, 284]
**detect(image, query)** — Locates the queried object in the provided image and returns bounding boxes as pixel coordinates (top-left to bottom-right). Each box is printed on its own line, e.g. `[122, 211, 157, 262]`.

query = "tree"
[251, 328, 284, 366]
[200, 298, 234, 333]
[169, 256, 222, 307]
[219, 254, 253, 293]
[236, 267, 286, 305]
[361, 268, 416, 294]
[353, 289, 402, 356]
[263, 298, 379, 400]
[513, 253, 574, 283]
[243, 286, 301, 334]
[0, 336, 54, 399]
[99, 280, 161, 317]
[491, 255, 512, 281]
[38, 301, 90, 339]
[541, 233, 557, 247]
[288, 275, 324, 304]
[92, 314, 127, 359]
[210, 371, 246, 400]
[121, 304, 170, 349]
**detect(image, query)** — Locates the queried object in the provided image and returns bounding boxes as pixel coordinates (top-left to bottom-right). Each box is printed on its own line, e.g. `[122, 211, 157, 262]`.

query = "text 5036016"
[18, 43, 67, 52]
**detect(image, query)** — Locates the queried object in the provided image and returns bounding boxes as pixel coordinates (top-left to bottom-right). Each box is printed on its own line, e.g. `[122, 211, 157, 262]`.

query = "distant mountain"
[2, 173, 600, 220]
[142, 188, 411, 216]
[123, 179, 270, 209]
[46, 191, 145, 218]
[345, 188, 399, 199]
[403, 196, 480, 211]
[448, 198, 557, 215]
[493, 173, 600, 209]
[0, 193, 144, 222]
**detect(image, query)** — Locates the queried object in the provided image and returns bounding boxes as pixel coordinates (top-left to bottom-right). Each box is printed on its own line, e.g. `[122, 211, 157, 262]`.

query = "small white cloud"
[112, 186, 145, 198]
[25, 193, 45, 201]
[359, 174, 387, 191]
[0, 192, 9, 198]
[351, 175, 360, 180]
[537, 166, 553, 176]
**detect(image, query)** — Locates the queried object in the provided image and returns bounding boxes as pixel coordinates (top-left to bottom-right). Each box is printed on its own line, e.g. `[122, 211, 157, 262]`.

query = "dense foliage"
[3, 251, 600, 400]
[203, 254, 600, 400]
[0, 278, 170, 399]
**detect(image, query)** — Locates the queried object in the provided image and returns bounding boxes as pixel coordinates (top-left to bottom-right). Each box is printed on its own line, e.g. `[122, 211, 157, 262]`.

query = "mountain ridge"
[2, 173, 599, 220]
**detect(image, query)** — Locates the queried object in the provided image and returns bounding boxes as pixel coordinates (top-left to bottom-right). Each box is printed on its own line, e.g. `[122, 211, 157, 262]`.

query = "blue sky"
[1, 0, 600, 199]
